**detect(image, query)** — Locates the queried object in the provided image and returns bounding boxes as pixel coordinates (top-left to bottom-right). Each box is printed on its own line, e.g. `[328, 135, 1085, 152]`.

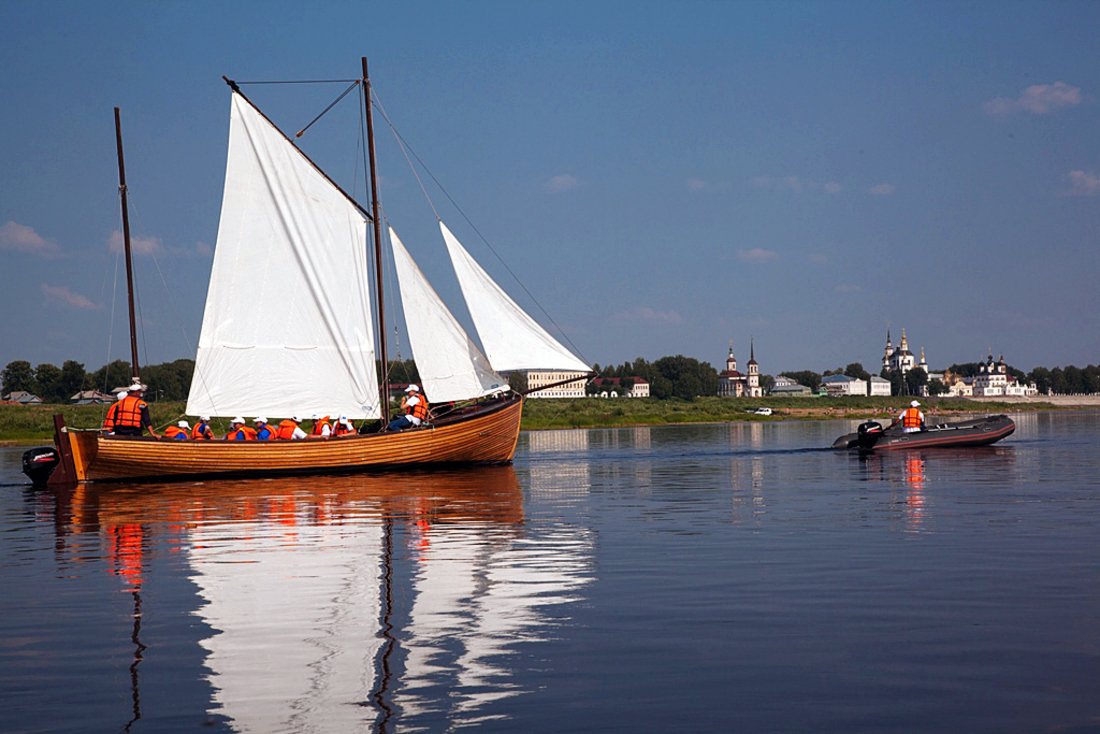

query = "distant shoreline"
[1, 396, 1096, 445]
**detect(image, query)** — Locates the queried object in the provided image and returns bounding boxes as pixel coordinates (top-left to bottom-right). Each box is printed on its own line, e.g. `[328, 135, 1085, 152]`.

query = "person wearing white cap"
[388, 384, 429, 431]
[310, 413, 333, 438]
[895, 399, 925, 433]
[163, 420, 191, 440]
[191, 416, 215, 440]
[101, 390, 127, 432]
[333, 414, 356, 437]
[276, 416, 307, 440]
[253, 417, 277, 441]
[226, 417, 256, 441]
[110, 382, 159, 438]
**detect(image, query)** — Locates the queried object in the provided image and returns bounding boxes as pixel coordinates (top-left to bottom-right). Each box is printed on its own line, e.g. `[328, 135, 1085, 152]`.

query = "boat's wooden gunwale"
[68, 395, 523, 483]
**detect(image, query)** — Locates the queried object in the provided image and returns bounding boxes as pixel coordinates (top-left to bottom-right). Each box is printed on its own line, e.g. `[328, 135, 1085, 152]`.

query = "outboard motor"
[856, 420, 885, 450]
[22, 446, 59, 487]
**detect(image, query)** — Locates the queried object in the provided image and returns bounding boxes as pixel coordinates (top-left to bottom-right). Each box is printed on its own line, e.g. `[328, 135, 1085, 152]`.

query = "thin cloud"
[545, 174, 579, 193]
[686, 178, 707, 191]
[834, 283, 862, 294]
[1062, 170, 1100, 197]
[41, 284, 98, 310]
[752, 175, 841, 194]
[869, 183, 896, 196]
[610, 306, 683, 326]
[737, 248, 778, 263]
[983, 81, 1083, 116]
[0, 220, 59, 257]
[108, 229, 163, 256]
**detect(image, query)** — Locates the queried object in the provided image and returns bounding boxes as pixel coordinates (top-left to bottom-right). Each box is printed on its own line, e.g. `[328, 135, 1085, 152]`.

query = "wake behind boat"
[25, 58, 590, 486]
[832, 414, 1015, 451]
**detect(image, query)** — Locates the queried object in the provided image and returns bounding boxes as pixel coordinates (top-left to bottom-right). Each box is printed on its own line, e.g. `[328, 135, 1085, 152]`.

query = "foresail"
[187, 92, 381, 419]
[390, 227, 508, 403]
[440, 221, 590, 373]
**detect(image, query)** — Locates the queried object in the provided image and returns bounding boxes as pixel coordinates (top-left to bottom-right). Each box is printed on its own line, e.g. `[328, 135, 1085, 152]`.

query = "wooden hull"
[51, 395, 523, 484]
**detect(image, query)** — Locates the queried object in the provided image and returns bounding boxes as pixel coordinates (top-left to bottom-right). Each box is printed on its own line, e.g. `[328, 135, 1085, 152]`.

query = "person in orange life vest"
[163, 420, 191, 440]
[226, 417, 257, 441]
[894, 400, 925, 433]
[113, 383, 159, 438]
[310, 414, 332, 438]
[276, 416, 307, 440]
[191, 416, 215, 440]
[332, 414, 355, 437]
[102, 390, 127, 432]
[388, 384, 429, 431]
[254, 417, 277, 441]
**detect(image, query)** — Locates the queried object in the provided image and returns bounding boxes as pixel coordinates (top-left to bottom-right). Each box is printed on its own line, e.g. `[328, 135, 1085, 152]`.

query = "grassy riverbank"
[0, 396, 1063, 443]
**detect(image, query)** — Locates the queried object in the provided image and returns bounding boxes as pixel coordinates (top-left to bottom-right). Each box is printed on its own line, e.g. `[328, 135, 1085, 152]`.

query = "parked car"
[753, 407, 773, 416]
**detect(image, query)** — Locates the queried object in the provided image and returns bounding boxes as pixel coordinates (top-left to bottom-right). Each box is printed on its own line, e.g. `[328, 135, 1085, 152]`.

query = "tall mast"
[362, 57, 390, 422]
[113, 107, 141, 384]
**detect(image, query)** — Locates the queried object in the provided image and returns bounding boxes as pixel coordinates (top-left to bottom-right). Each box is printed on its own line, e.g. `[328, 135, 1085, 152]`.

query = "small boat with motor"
[832, 414, 1015, 451]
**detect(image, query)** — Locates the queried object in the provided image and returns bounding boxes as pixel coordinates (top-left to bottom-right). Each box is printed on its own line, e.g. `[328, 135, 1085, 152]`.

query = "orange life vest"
[163, 425, 189, 440]
[276, 420, 299, 440]
[255, 425, 276, 441]
[332, 421, 354, 436]
[902, 407, 922, 428]
[407, 394, 429, 422]
[311, 417, 332, 436]
[191, 422, 214, 440]
[114, 396, 148, 429]
[103, 401, 122, 429]
[227, 426, 257, 441]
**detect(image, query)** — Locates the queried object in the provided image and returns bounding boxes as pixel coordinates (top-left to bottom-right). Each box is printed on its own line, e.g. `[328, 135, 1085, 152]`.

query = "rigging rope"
[370, 88, 591, 366]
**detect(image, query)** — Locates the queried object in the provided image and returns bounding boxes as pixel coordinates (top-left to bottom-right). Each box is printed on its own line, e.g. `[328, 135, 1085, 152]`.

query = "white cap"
[128, 383, 145, 392]
[231, 416, 245, 424]
[310, 413, 319, 420]
[177, 420, 190, 429]
[199, 416, 210, 422]
[406, 384, 420, 393]
[910, 400, 921, 407]
[254, 416, 267, 424]
[291, 415, 302, 422]
[117, 391, 128, 400]
[339, 414, 348, 421]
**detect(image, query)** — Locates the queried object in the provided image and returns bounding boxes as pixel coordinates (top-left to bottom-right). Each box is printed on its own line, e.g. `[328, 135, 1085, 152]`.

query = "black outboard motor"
[22, 446, 59, 487]
[856, 420, 885, 450]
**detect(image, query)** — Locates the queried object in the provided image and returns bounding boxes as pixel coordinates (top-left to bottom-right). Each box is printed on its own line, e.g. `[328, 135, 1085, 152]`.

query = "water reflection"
[27, 467, 594, 732]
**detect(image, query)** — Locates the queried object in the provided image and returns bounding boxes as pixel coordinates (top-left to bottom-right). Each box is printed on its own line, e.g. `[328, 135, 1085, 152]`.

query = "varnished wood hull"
[52, 396, 523, 484]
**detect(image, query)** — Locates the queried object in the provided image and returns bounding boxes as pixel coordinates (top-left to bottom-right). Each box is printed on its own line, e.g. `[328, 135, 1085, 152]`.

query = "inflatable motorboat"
[832, 414, 1015, 451]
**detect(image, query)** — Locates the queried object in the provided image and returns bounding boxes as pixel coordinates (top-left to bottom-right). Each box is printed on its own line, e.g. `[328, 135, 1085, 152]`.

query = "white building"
[526, 370, 587, 399]
[868, 375, 892, 397]
[718, 341, 763, 398]
[822, 374, 867, 397]
[882, 329, 926, 375]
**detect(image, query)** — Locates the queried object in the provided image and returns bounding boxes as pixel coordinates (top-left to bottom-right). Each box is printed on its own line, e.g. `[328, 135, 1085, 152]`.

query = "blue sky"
[2, 0, 1097, 377]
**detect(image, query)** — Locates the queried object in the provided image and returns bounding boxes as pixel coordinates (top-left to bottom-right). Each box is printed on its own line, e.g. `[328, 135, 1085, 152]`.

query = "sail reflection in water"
[42, 466, 593, 731]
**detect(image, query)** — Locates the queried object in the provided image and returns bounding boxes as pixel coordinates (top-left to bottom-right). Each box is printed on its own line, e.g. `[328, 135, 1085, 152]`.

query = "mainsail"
[389, 227, 507, 403]
[186, 93, 381, 419]
[439, 222, 590, 374]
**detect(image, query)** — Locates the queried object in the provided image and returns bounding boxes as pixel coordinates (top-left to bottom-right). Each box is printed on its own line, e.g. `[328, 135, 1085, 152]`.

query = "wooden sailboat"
[34, 59, 589, 485]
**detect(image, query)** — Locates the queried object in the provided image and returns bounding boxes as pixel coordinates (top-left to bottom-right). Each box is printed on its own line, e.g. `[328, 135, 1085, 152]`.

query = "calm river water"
[2, 412, 1099, 733]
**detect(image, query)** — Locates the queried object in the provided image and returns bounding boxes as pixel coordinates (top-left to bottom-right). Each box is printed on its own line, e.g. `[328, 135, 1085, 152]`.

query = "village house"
[822, 374, 867, 397]
[769, 375, 812, 397]
[2, 390, 43, 404]
[590, 376, 650, 398]
[526, 370, 587, 399]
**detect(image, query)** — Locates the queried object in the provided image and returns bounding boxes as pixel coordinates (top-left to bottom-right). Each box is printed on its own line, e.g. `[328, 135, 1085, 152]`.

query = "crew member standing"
[112, 383, 159, 438]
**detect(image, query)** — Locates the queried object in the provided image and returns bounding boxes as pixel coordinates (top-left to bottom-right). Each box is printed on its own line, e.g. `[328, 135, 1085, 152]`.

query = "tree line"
[5, 356, 1099, 404]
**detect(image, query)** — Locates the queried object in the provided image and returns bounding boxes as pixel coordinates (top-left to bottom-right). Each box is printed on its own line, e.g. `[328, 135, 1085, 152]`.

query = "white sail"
[186, 92, 381, 419]
[439, 221, 590, 374]
[390, 227, 508, 403]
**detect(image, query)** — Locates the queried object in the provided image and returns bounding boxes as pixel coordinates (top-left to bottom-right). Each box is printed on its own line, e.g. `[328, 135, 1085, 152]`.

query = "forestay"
[186, 92, 381, 419]
[440, 222, 590, 374]
[390, 227, 507, 403]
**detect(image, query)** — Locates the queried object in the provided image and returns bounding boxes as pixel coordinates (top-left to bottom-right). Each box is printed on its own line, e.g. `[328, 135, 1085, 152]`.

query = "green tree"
[779, 370, 821, 392]
[652, 355, 718, 400]
[59, 360, 87, 401]
[927, 378, 947, 396]
[904, 367, 928, 396]
[91, 360, 133, 393]
[1027, 367, 1052, 394]
[844, 362, 871, 381]
[761, 374, 776, 392]
[34, 363, 63, 403]
[2, 360, 36, 395]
